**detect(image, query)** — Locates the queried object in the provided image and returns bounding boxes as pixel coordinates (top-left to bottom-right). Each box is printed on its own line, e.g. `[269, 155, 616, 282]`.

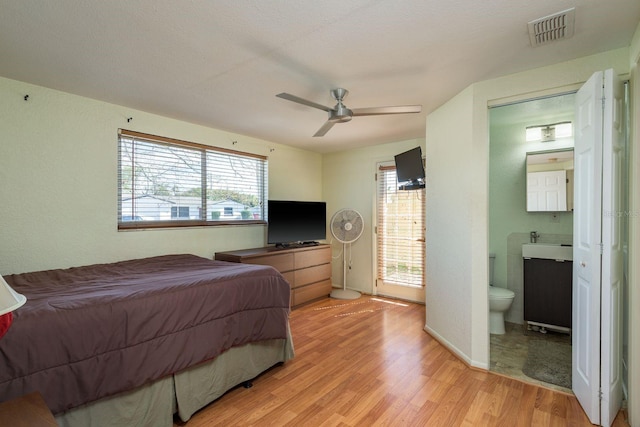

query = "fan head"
[330, 103, 353, 123]
[328, 89, 352, 122]
[330, 208, 364, 243]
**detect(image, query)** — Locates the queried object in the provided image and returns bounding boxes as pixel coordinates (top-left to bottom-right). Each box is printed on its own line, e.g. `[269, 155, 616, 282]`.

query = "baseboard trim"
[424, 324, 489, 370]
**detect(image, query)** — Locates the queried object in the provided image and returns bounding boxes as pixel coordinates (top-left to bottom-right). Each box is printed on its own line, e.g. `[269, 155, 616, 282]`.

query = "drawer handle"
[580, 261, 586, 267]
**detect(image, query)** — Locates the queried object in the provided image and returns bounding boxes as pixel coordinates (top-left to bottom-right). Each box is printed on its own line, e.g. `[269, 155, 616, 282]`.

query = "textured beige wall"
[0, 76, 322, 274]
[425, 84, 476, 364]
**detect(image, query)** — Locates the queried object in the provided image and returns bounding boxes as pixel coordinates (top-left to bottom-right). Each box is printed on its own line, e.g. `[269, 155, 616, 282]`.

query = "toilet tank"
[489, 253, 496, 286]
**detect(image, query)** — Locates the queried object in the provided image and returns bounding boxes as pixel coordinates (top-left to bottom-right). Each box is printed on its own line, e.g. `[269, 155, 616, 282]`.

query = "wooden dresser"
[0, 392, 58, 426]
[215, 244, 332, 307]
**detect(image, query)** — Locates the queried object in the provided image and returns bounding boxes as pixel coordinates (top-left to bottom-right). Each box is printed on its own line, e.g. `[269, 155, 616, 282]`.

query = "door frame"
[373, 160, 426, 303]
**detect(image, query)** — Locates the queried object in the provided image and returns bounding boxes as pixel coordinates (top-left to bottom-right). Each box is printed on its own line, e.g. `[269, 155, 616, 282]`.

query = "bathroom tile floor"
[490, 321, 572, 394]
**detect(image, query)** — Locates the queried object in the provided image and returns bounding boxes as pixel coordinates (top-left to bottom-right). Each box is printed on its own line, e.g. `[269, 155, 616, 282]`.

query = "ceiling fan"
[276, 88, 422, 137]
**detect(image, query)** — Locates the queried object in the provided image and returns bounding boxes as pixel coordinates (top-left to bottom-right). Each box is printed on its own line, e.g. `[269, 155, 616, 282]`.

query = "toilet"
[489, 254, 515, 335]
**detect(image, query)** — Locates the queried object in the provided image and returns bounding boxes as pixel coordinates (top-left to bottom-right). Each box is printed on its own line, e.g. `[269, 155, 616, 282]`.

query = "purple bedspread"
[0, 254, 291, 414]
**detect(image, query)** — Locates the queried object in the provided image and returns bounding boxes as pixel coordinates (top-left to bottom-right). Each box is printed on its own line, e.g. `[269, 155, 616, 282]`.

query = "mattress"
[0, 254, 291, 414]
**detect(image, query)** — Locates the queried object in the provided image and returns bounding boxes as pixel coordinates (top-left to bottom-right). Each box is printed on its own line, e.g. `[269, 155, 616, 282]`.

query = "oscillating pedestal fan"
[330, 208, 364, 300]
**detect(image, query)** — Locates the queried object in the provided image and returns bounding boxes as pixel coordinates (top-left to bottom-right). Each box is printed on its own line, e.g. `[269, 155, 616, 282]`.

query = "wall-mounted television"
[394, 146, 425, 190]
[267, 200, 326, 247]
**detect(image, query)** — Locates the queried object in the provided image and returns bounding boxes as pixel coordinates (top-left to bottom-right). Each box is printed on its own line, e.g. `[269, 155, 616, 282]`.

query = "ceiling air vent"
[528, 8, 575, 47]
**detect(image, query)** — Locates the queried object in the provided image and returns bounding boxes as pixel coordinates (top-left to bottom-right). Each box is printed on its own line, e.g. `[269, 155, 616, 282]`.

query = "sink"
[522, 243, 573, 261]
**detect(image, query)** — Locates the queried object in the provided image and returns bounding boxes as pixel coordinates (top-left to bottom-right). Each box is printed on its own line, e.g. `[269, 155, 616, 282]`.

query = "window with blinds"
[376, 164, 425, 287]
[118, 130, 267, 229]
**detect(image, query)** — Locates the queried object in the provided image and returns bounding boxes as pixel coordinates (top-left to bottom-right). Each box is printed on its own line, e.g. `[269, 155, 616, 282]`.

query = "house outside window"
[171, 206, 191, 219]
[118, 129, 267, 229]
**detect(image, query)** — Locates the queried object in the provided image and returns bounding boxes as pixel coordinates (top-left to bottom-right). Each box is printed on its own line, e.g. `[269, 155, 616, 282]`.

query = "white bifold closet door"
[572, 68, 624, 427]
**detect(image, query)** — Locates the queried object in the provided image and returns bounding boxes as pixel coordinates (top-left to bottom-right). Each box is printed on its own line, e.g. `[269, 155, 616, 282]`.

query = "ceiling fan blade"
[276, 93, 333, 112]
[313, 121, 336, 137]
[351, 105, 422, 116]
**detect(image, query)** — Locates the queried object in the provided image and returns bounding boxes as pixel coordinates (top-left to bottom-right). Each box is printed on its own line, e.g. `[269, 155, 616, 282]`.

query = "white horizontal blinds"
[376, 164, 425, 287]
[121, 137, 203, 221]
[205, 150, 267, 220]
[118, 130, 267, 228]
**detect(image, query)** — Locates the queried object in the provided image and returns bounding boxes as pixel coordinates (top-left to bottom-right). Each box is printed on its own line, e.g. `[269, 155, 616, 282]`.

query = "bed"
[0, 254, 294, 426]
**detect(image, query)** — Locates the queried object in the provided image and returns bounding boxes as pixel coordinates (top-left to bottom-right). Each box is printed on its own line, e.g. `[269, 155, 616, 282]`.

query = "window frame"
[118, 129, 267, 230]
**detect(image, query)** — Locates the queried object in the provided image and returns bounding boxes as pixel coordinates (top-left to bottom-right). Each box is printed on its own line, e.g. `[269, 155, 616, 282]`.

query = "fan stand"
[330, 242, 361, 300]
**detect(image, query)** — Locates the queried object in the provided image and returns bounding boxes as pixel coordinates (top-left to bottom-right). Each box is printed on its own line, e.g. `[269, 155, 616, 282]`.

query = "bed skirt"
[55, 333, 294, 427]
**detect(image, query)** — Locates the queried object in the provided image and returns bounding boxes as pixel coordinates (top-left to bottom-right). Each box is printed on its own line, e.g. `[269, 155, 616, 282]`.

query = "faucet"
[530, 231, 540, 243]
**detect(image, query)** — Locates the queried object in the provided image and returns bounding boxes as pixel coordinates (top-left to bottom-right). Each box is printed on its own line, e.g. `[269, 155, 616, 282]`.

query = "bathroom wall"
[489, 97, 575, 325]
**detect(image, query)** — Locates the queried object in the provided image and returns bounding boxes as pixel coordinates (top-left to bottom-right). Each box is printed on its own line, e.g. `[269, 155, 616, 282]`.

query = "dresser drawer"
[281, 271, 294, 285]
[292, 280, 332, 306]
[215, 244, 331, 308]
[294, 246, 331, 269]
[294, 263, 332, 288]
[246, 253, 294, 273]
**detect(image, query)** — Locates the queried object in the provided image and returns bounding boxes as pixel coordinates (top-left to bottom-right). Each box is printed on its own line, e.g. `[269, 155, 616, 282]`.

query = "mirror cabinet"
[526, 149, 574, 212]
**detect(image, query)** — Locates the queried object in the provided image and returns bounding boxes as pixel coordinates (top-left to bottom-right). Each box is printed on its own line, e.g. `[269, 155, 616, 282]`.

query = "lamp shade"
[0, 276, 27, 316]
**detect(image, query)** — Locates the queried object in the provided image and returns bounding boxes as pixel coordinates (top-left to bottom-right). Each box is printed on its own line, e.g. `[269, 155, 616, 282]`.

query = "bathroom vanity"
[522, 243, 573, 333]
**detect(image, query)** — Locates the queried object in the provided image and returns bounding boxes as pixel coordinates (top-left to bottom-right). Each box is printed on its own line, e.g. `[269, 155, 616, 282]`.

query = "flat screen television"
[394, 146, 425, 190]
[267, 200, 326, 247]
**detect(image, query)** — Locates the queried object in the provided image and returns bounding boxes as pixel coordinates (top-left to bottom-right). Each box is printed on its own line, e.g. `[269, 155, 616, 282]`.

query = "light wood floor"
[178, 296, 629, 426]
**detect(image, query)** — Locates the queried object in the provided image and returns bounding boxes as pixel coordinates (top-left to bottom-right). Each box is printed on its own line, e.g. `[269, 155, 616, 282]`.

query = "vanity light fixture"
[526, 121, 572, 142]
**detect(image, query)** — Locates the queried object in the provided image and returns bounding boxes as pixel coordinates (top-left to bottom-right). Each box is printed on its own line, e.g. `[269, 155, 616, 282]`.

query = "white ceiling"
[1, 1, 638, 153]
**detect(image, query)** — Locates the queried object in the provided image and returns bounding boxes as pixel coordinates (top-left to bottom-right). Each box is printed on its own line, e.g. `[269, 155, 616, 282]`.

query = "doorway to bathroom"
[489, 71, 628, 425]
[488, 91, 576, 393]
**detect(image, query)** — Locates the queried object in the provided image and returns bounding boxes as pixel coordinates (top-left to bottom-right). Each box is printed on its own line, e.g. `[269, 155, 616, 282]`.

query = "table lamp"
[0, 276, 27, 339]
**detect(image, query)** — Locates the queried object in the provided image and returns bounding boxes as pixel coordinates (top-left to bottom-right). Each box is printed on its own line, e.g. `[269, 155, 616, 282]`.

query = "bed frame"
[0, 254, 294, 426]
[56, 333, 294, 426]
